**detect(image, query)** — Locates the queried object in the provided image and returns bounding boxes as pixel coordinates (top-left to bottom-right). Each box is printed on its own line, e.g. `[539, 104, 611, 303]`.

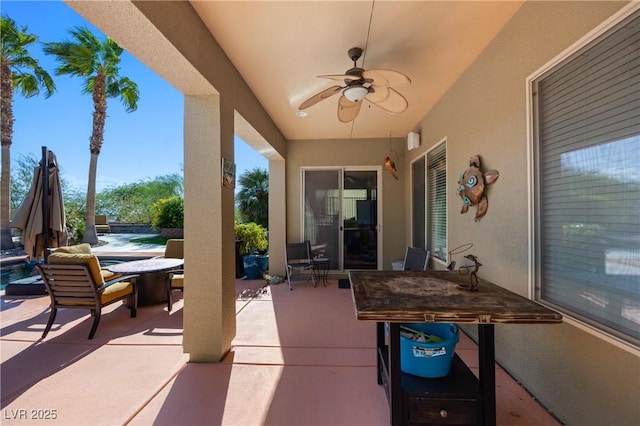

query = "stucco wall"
[405, 2, 639, 425]
[286, 137, 407, 271]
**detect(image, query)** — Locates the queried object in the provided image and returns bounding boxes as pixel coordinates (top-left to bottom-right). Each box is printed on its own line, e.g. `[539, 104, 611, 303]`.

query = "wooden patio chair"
[37, 252, 138, 339]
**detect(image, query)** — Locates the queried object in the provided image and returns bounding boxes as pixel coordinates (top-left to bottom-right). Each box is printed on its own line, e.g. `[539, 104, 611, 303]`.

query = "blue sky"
[3, 1, 266, 192]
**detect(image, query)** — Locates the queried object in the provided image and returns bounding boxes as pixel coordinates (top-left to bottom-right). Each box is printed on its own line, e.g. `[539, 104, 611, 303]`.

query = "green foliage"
[96, 174, 183, 223]
[151, 195, 184, 229]
[42, 26, 139, 113]
[10, 153, 39, 210]
[234, 222, 268, 255]
[64, 193, 86, 243]
[236, 167, 268, 229]
[0, 15, 56, 99]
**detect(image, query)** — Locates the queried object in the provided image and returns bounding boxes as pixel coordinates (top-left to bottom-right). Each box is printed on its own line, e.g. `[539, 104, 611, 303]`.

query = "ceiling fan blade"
[365, 86, 390, 104]
[318, 74, 360, 82]
[299, 85, 342, 110]
[367, 87, 408, 114]
[337, 95, 363, 123]
[363, 69, 411, 87]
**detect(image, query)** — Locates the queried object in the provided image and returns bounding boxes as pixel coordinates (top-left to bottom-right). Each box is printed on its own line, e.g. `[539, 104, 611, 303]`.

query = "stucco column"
[183, 94, 236, 362]
[268, 159, 286, 277]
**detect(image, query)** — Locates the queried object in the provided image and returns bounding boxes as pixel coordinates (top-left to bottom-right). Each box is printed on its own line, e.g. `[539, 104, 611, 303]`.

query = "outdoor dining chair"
[38, 251, 138, 339]
[285, 241, 316, 290]
[402, 246, 431, 271]
[162, 238, 184, 312]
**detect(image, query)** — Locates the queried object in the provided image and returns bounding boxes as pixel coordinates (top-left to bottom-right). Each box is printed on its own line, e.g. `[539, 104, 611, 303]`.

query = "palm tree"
[237, 167, 269, 229]
[0, 15, 56, 249]
[43, 27, 139, 244]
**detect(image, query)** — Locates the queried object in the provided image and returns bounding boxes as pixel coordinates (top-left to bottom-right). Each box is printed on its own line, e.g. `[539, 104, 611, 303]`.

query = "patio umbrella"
[11, 147, 68, 262]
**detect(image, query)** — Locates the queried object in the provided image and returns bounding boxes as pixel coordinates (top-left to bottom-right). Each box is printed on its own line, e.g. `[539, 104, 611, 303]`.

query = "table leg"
[376, 322, 384, 384]
[389, 322, 402, 425]
[135, 271, 170, 305]
[322, 262, 328, 286]
[479, 324, 496, 426]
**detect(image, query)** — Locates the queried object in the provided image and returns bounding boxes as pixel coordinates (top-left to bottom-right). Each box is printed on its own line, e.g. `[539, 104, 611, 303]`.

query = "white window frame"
[526, 2, 640, 354]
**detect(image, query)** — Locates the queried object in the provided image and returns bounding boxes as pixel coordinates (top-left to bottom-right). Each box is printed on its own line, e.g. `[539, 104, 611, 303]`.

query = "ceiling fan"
[298, 47, 411, 123]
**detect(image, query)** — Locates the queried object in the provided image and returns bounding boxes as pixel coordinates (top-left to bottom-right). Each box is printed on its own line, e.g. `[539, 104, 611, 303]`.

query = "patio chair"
[54, 243, 121, 281]
[402, 246, 430, 271]
[285, 241, 316, 290]
[162, 239, 184, 312]
[38, 251, 138, 339]
[95, 215, 111, 234]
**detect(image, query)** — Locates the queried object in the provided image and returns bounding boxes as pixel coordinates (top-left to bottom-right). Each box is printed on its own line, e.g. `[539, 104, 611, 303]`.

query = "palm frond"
[1, 14, 55, 98]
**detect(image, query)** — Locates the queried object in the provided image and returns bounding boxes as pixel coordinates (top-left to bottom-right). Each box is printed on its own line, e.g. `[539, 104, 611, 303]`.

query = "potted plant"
[234, 222, 268, 279]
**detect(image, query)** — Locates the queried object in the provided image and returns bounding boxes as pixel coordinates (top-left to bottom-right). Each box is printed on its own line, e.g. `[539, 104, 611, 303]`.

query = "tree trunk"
[82, 76, 107, 245]
[82, 152, 99, 244]
[0, 58, 15, 249]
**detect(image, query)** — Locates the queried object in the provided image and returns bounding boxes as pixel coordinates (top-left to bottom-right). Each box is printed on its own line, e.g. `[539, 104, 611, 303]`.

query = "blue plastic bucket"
[243, 255, 262, 279]
[400, 323, 459, 378]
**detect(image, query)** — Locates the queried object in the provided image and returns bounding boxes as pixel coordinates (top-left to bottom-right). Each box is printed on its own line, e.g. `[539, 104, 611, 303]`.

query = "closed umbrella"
[11, 147, 68, 262]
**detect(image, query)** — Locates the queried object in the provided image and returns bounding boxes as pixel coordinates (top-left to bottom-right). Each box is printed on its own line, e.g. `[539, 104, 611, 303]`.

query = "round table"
[312, 257, 329, 287]
[108, 258, 183, 305]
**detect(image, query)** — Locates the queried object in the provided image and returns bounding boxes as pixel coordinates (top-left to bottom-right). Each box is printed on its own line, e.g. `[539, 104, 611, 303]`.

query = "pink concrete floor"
[1, 279, 561, 425]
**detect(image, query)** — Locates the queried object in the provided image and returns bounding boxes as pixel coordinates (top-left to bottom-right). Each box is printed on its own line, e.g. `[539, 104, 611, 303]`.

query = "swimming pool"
[0, 261, 40, 290]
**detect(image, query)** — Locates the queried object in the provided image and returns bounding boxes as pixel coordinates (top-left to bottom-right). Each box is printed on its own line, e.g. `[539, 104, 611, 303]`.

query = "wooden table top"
[349, 270, 562, 324]
[107, 257, 183, 274]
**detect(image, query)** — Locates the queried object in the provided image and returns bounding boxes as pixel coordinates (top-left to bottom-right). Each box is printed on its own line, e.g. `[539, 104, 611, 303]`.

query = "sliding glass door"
[303, 168, 380, 271]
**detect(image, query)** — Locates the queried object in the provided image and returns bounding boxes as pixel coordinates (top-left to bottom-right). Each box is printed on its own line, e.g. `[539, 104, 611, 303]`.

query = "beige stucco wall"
[405, 2, 639, 424]
[286, 137, 407, 271]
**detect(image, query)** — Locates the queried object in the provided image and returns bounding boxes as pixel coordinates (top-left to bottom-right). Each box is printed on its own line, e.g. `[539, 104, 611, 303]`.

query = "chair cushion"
[170, 274, 184, 289]
[100, 281, 133, 304]
[47, 252, 104, 286]
[54, 243, 92, 254]
[101, 269, 120, 281]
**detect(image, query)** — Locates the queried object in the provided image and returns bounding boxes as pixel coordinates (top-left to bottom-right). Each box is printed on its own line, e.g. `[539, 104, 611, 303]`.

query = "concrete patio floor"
[1, 277, 562, 425]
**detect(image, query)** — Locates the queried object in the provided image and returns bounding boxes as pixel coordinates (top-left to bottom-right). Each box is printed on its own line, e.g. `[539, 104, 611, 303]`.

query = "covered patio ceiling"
[189, 1, 524, 140]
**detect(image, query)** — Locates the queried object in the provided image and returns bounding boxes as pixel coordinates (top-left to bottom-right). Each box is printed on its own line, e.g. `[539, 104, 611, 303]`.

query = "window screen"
[427, 141, 447, 262]
[412, 157, 426, 249]
[533, 10, 640, 347]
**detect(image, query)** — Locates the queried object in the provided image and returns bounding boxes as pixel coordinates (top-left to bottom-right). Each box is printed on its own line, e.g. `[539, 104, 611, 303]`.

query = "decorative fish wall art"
[457, 155, 499, 221]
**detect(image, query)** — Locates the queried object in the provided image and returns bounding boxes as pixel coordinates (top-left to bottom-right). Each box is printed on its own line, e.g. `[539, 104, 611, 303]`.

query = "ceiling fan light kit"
[343, 86, 369, 102]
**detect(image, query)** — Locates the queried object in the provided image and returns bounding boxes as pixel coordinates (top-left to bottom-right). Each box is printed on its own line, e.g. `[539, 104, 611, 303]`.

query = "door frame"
[301, 165, 383, 271]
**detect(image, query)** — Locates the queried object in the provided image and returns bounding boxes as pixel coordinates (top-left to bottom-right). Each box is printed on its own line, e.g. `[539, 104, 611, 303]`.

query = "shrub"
[234, 222, 268, 255]
[151, 196, 184, 229]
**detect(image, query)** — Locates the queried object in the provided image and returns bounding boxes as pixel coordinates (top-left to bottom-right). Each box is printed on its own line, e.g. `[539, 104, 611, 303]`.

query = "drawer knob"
[439, 409, 448, 418]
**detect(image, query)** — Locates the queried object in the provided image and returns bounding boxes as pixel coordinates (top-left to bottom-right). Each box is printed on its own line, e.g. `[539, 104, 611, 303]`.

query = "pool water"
[0, 261, 40, 290]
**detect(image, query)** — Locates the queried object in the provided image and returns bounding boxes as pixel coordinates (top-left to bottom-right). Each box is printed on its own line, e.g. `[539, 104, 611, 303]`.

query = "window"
[411, 156, 426, 249]
[427, 140, 447, 263]
[531, 9, 640, 348]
